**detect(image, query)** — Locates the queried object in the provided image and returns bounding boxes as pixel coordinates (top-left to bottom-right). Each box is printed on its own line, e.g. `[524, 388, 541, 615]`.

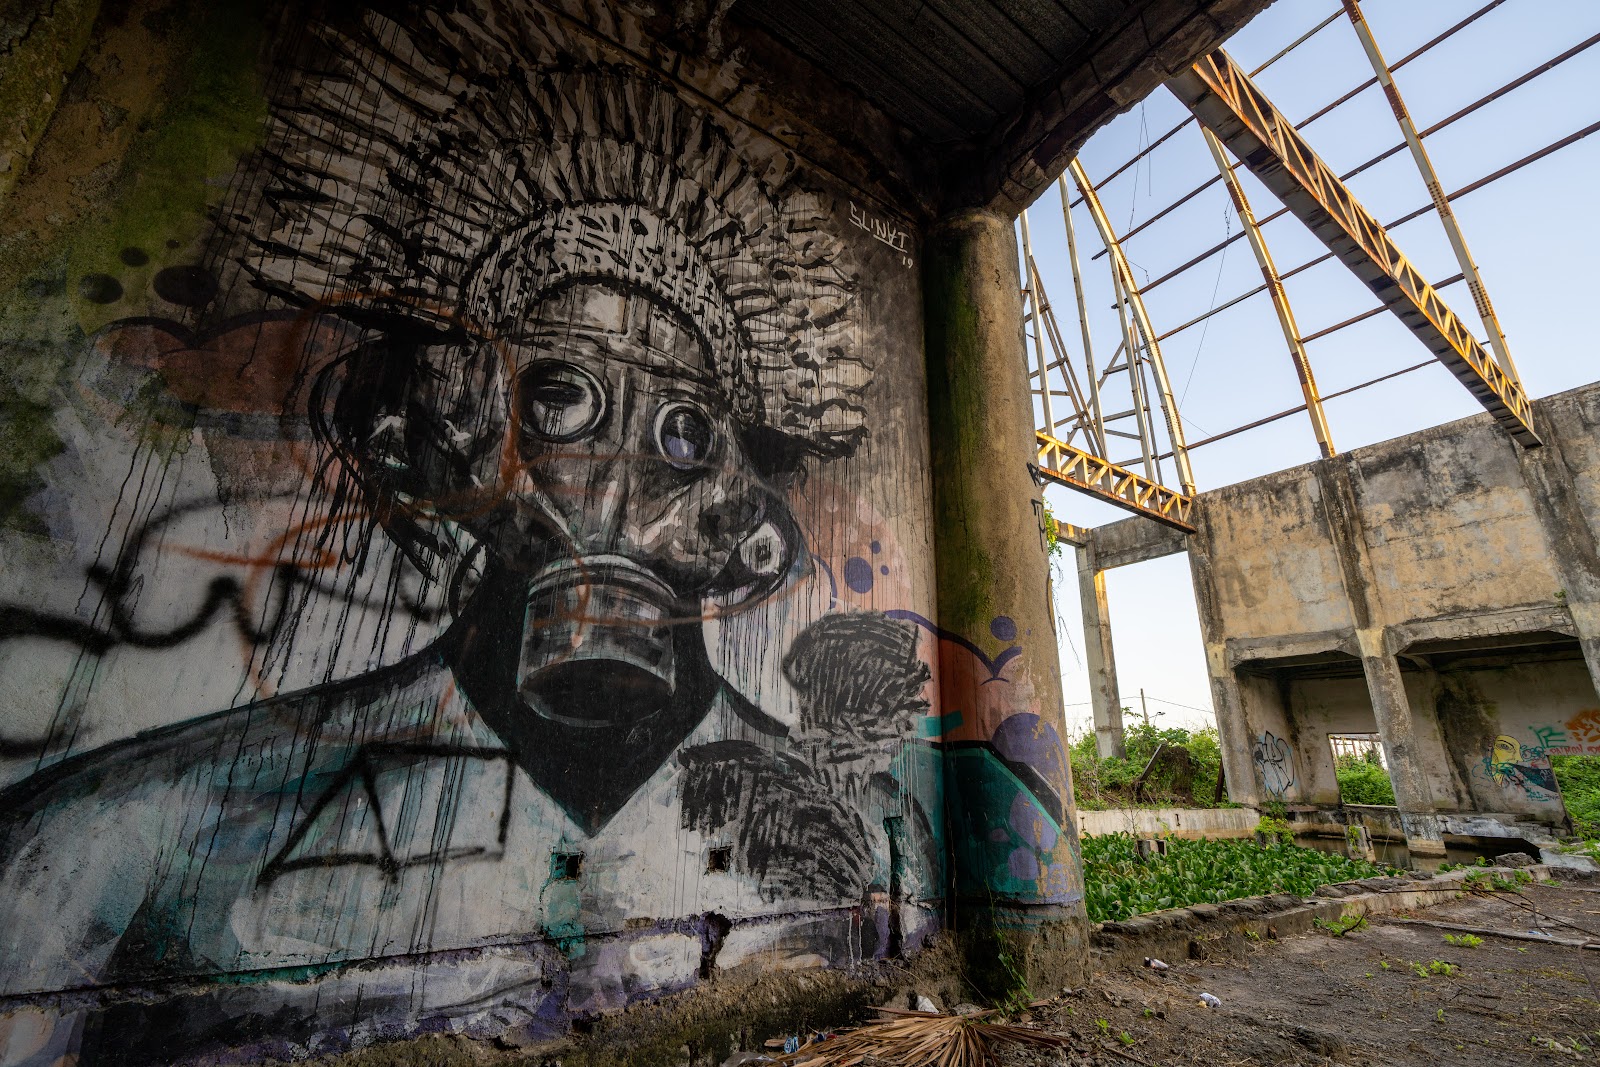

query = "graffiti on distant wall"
[1252, 731, 1295, 802]
[0, 1, 966, 1060]
[1473, 713, 1600, 802]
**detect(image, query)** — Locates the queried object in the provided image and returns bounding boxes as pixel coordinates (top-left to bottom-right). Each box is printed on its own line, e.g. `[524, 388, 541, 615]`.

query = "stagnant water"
[1292, 833, 1536, 873]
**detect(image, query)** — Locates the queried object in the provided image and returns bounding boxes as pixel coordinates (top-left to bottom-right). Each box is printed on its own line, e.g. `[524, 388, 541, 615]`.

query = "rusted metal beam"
[1170, 49, 1539, 447]
[1036, 431, 1195, 533]
[1068, 159, 1197, 493]
[1088, 0, 1509, 251]
[1202, 126, 1335, 460]
[1341, 0, 1522, 391]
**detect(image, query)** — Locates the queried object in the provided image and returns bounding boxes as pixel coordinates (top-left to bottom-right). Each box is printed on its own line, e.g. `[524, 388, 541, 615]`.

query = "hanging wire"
[1179, 200, 1232, 408]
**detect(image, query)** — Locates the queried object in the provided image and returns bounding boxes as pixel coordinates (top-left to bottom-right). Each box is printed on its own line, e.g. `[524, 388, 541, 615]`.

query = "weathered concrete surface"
[1078, 806, 1260, 839]
[923, 209, 1088, 995]
[1090, 865, 1534, 972]
[1076, 537, 1126, 759]
[728, 0, 1276, 219]
[1083, 382, 1600, 845]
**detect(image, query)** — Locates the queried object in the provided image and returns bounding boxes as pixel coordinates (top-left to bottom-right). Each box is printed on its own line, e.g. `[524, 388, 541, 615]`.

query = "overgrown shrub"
[1081, 832, 1393, 921]
[1552, 753, 1600, 837]
[1070, 723, 1226, 810]
[1334, 752, 1396, 805]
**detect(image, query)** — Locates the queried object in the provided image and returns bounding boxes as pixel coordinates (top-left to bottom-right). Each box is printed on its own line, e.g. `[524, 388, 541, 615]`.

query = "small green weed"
[1409, 959, 1458, 978]
[1443, 933, 1483, 948]
[1096, 1018, 1110, 1035]
[1533, 1035, 1592, 1055]
[1118, 1032, 1135, 1046]
[1314, 911, 1369, 937]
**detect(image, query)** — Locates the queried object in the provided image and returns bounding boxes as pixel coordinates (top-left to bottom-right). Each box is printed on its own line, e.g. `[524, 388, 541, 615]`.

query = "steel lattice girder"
[1036, 431, 1195, 532]
[1169, 50, 1540, 448]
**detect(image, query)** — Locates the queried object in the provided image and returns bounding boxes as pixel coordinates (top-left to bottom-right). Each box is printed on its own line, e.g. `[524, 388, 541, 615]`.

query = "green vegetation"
[1409, 959, 1458, 978]
[1333, 752, 1396, 806]
[1463, 869, 1533, 893]
[1255, 815, 1294, 845]
[1081, 833, 1394, 922]
[1314, 911, 1369, 937]
[1551, 753, 1600, 837]
[1041, 502, 1062, 558]
[1443, 933, 1483, 948]
[1071, 723, 1227, 810]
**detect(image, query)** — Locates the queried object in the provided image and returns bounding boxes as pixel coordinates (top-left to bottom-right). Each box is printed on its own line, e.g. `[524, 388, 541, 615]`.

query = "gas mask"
[356, 282, 801, 732]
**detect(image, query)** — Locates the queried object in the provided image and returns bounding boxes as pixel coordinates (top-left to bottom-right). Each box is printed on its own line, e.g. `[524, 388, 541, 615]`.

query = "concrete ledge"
[1089, 866, 1552, 971]
[1079, 807, 1259, 839]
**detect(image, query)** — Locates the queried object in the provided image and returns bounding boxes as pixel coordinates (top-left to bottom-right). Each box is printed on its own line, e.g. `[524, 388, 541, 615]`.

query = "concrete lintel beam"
[1224, 630, 1361, 672]
[1085, 514, 1189, 571]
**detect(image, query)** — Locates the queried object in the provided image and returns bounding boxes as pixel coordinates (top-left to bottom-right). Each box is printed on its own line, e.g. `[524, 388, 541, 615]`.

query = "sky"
[1023, 0, 1600, 740]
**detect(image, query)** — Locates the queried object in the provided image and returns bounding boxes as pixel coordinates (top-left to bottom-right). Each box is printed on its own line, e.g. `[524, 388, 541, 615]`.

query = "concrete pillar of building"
[1516, 431, 1600, 697]
[1076, 542, 1126, 759]
[1184, 501, 1257, 806]
[923, 209, 1088, 996]
[1317, 462, 1445, 854]
[1356, 630, 1445, 853]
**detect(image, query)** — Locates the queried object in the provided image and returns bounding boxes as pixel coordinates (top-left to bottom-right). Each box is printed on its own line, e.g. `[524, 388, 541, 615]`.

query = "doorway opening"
[1328, 733, 1396, 806]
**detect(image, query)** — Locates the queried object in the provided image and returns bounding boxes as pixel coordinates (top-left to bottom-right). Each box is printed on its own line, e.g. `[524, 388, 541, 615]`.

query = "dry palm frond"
[773, 1007, 1071, 1067]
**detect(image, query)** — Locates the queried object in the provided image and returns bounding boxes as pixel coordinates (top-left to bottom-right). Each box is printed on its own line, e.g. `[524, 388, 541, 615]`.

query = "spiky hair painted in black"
[224, 1, 872, 456]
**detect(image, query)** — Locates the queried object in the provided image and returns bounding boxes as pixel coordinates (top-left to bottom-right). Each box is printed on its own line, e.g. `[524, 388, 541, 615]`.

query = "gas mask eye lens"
[520, 360, 606, 442]
[739, 521, 786, 578]
[654, 402, 714, 471]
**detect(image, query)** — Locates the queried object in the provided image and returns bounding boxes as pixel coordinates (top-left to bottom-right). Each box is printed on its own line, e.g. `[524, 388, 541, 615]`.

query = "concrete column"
[1185, 500, 1257, 807]
[1076, 542, 1125, 759]
[1317, 462, 1445, 854]
[923, 209, 1087, 994]
[1356, 631, 1444, 853]
[1516, 429, 1600, 696]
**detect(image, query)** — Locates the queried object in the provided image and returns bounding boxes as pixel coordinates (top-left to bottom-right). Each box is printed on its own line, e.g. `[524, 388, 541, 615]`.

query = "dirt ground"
[994, 881, 1600, 1066]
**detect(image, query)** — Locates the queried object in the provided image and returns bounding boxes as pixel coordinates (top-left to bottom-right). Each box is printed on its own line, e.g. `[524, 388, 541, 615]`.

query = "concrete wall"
[1083, 383, 1600, 839]
[1077, 806, 1259, 839]
[0, 2, 1087, 1060]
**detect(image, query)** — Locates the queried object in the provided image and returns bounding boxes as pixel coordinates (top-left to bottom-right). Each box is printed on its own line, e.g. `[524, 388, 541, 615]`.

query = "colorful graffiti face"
[0, 3, 941, 1061]
[1480, 733, 1559, 799]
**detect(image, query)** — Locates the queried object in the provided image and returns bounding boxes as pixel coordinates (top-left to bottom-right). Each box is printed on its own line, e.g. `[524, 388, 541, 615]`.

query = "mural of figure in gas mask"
[0, 7, 933, 1059]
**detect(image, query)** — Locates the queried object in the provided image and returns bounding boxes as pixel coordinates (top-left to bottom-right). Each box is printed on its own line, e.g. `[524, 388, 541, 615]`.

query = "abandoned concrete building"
[0, 0, 1591, 1062]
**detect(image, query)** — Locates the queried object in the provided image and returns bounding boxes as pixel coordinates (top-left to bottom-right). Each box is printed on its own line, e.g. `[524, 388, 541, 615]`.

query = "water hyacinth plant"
[1082, 833, 1395, 922]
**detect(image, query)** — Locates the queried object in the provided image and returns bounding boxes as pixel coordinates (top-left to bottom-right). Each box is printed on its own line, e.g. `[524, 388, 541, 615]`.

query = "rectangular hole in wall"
[1328, 733, 1395, 806]
[551, 851, 584, 880]
[705, 846, 731, 873]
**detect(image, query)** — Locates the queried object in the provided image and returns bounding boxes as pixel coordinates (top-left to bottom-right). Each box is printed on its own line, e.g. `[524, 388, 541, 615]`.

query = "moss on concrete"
[0, 0, 102, 207]
[0, 0, 269, 530]
[920, 216, 998, 634]
[0, 374, 63, 531]
[64, 0, 268, 331]
[0, 0, 269, 307]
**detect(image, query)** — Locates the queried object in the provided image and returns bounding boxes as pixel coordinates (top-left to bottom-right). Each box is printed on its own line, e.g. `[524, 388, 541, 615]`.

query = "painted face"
[377, 283, 798, 730]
